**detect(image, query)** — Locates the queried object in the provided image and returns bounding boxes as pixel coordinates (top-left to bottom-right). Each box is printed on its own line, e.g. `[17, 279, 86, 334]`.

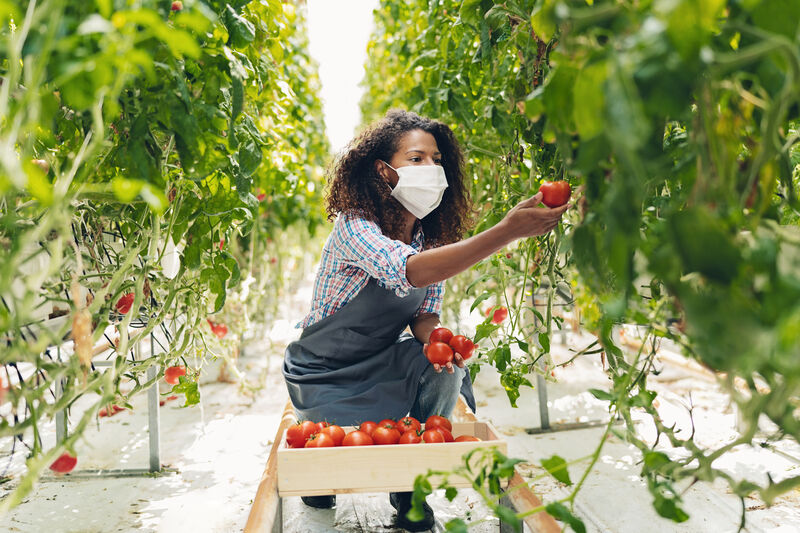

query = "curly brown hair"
[325, 109, 473, 248]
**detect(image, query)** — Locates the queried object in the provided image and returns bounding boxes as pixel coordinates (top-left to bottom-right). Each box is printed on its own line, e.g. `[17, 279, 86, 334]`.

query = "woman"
[283, 110, 568, 531]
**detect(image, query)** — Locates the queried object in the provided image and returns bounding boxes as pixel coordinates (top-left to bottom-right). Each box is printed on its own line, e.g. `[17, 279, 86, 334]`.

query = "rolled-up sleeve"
[332, 214, 419, 297]
[414, 281, 444, 318]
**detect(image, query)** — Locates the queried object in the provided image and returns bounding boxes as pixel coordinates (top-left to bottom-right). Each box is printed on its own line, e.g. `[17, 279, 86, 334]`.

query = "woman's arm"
[406, 192, 569, 287]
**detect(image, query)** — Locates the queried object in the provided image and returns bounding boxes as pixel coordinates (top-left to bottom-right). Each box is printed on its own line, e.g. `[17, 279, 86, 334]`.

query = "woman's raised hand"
[499, 192, 569, 240]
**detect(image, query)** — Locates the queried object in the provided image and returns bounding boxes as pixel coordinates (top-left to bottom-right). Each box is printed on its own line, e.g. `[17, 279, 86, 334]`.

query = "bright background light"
[307, 0, 380, 155]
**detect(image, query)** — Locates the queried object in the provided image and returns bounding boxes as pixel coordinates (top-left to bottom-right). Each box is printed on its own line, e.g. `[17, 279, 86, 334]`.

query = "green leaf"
[643, 451, 672, 471]
[112, 178, 144, 203]
[444, 486, 458, 501]
[410, 475, 433, 522]
[545, 502, 586, 533]
[538, 332, 550, 354]
[541, 455, 572, 486]
[474, 322, 500, 343]
[667, 207, 741, 283]
[495, 506, 521, 530]
[223, 5, 256, 49]
[171, 377, 200, 406]
[573, 61, 607, 139]
[470, 292, 492, 313]
[652, 493, 690, 523]
[588, 388, 614, 401]
[444, 518, 468, 533]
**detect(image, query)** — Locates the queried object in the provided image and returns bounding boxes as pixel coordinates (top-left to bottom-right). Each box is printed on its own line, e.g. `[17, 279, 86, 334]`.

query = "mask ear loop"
[378, 160, 397, 191]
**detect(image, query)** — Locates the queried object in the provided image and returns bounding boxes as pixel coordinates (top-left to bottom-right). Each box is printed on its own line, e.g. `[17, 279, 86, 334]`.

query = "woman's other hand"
[423, 343, 465, 374]
[499, 192, 569, 241]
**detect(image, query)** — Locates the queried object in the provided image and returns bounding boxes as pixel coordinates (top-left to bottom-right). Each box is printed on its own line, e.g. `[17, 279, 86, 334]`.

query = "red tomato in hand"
[321, 425, 345, 446]
[396, 416, 422, 434]
[454, 435, 481, 442]
[342, 430, 374, 446]
[50, 452, 77, 474]
[305, 432, 335, 448]
[359, 421, 378, 436]
[372, 426, 401, 445]
[539, 180, 571, 207]
[425, 342, 454, 365]
[422, 429, 445, 443]
[449, 335, 475, 360]
[491, 307, 508, 324]
[164, 366, 186, 385]
[399, 430, 423, 444]
[425, 415, 453, 433]
[115, 293, 135, 314]
[429, 327, 453, 344]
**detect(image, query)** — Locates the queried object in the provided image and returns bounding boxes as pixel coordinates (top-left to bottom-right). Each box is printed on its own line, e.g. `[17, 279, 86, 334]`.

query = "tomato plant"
[363, 0, 800, 529]
[1, 0, 329, 509]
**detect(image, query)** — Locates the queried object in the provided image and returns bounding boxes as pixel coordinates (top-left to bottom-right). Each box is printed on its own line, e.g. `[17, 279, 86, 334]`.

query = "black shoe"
[389, 491, 435, 532]
[301, 495, 336, 509]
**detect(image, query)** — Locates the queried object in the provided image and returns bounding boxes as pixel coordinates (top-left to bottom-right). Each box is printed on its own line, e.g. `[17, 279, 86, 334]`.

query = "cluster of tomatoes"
[286, 415, 480, 448]
[425, 327, 476, 366]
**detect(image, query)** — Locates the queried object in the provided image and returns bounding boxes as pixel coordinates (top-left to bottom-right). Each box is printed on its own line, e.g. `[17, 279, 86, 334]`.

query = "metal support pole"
[146, 333, 161, 472]
[55, 346, 67, 444]
[535, 373, 550, 430]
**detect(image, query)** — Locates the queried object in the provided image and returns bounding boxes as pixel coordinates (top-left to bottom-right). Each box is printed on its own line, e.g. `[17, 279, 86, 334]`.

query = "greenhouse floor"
[1, 277, 799, 532]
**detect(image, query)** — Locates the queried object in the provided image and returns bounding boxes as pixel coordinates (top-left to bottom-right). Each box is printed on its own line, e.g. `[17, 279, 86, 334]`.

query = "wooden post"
[244, 401, 296, 533]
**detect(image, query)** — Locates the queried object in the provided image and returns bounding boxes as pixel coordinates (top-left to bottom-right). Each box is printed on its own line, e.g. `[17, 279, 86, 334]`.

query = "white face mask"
[381, 161, 449, 219]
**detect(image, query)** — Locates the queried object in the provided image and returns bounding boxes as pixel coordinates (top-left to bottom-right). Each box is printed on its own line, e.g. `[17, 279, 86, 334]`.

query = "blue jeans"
[293, 364, 466, 423]
[409, 363, 466, 421]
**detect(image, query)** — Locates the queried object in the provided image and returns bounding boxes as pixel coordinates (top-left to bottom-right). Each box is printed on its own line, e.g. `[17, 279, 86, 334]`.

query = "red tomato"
[449, 335, 475, 360]
[454, 435, 481, 442]
[372, 426, 401, 445]
[286, 423, 306, 448]
[305, 432, 336, 448]
[164, 366, 186, 385]
[321, 425, 345, 446]
[539, 180, 571, 207]
[435, 427, 454, 442]
[342, 430, 374, 446]
[396, 416, 421, 434]
[206, 319, 228, 339]
[218, 239, 225, 250]
[359, 421, 378, 436]
[115, 293, 134, 314]
[316, 421, 330, 432]
[491, 307, 508, 324]
[170, 0, 182, 11]
[99, 405, 125, 418]
[422, 429, 445, 443]
[425, 342, 454, 365]
[50, 452, 77, 474]
[299, 420, 317, 441]
[399, 430, 422, 444]
[425, 415, 453, 433]
[429, 327, 453, 344]
[377, 419, 397, 431]
[257, 193, 267, 202]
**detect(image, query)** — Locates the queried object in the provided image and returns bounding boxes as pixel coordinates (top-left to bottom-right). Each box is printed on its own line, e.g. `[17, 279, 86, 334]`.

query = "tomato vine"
[362, 0, 800, 530]
[0, 0, 327, 510]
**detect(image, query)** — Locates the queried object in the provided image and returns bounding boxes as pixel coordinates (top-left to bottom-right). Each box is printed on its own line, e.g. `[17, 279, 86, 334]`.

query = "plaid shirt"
[297, 213, 444, 329]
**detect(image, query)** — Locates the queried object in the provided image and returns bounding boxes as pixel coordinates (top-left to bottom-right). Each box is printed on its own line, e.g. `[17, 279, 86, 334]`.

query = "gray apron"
[283, 278, 476, 426]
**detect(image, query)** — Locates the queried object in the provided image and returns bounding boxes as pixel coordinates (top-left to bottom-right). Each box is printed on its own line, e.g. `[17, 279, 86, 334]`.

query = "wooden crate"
[276, 421, 507, 497]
